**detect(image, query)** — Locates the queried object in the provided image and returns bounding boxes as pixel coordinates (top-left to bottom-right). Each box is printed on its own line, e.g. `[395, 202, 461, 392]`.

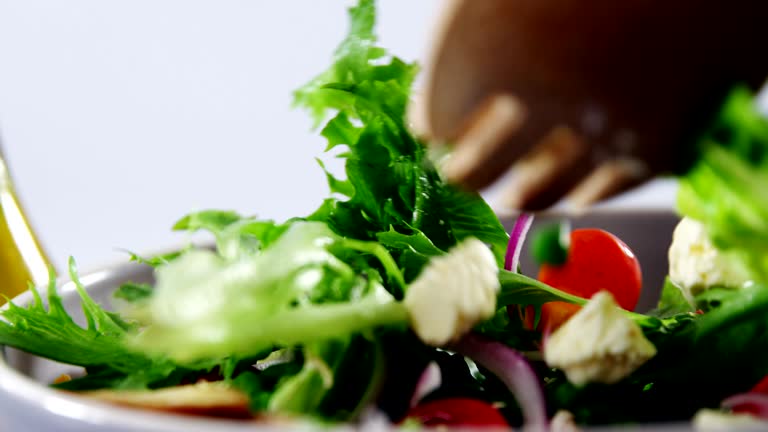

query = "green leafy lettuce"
[677, 86, 768, 281]
[297, 0, 509, 273]
[0, 260, 214, 390]
[123, 0, 514, 416]
[131, 221, 409, 362]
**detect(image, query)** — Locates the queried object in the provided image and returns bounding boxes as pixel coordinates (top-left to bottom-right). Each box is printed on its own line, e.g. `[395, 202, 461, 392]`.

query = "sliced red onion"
[504, 213, 534, 272]
[452, 333, 548, 430]
[410, 361, 442, 407]
[722, 393, 768, 418]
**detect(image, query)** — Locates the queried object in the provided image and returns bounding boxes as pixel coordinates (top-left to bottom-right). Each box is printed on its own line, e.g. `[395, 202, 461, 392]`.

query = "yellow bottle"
[0, 150, 52, 304]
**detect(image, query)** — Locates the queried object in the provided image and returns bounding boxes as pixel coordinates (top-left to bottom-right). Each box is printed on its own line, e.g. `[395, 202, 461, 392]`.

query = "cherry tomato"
[524, 228, 642, 332]
[750, 375, 768, 394]
[402, 397, 509, 428]
[729, 375, 768, 417]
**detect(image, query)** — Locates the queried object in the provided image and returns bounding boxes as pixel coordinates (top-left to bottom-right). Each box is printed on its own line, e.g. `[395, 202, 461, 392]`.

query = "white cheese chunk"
[693, 408, 766, 430]
[544, 291, 656, 386]
[550, 410, 581, 432]
[668, 217, 750, 303]
[404, 237, 499, 346]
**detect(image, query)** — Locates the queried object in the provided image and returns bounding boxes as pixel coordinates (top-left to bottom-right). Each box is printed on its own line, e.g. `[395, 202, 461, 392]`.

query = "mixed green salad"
[3, 1, 768, 429]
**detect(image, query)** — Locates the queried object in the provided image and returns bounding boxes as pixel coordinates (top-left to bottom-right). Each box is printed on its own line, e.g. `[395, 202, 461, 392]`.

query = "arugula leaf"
[376, 227, 444, 282]
[435, 185, 510, 265]
[496, 270, 588, 307]
[477, 270, 587, 346]
[376, 227, 444, 257]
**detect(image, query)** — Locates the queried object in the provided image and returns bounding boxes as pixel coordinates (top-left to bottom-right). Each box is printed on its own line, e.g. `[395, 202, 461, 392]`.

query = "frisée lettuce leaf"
[298, 0, 509, 272]
[0, 259, 215, 390]
[130, 221, 409, 362]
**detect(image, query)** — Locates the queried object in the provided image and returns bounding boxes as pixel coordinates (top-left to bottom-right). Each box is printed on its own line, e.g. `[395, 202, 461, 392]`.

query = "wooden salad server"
[413, 0, 768, 210]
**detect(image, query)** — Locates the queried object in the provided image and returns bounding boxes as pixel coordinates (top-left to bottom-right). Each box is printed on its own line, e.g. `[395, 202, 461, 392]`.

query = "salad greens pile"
[2, 0, 768, 428]
[0, 0, 568, 424]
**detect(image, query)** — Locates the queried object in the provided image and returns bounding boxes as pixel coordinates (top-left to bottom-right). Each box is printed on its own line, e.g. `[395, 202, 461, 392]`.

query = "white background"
[0, 0, 680, 272]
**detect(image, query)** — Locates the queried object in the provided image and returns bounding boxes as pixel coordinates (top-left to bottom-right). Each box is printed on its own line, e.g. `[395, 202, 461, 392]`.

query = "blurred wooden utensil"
[414, 0, 768, 210]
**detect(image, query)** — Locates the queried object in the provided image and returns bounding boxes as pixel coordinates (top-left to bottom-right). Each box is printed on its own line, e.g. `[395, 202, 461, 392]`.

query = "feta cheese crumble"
[668, 217, 751, 303]
[544, 291, 656, 386]
[693, 408, 766, 430]
[404, 237, 499, 346]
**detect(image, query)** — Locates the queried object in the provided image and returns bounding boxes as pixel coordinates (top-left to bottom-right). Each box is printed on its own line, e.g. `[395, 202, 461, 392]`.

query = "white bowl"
[0, 210, 703, 431]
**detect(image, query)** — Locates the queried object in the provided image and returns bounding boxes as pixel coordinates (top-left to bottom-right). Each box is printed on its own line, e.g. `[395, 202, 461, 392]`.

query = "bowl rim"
[0, 208, 685, 431]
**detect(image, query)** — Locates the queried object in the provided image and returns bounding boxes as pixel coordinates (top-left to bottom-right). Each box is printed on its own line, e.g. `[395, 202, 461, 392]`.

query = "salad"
[3, 1, 768, 429]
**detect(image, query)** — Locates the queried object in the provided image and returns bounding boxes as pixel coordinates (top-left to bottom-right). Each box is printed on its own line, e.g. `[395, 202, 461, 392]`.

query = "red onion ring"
[410, 361, 442, 407]
[504, 213, 534, 272]
[452, 333, 548, 430]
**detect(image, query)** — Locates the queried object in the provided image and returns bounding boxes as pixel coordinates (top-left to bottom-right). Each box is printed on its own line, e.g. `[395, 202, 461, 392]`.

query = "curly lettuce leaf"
[172, 210, 289, 261]
[297, 0, 508, 273]
[0, 260, 208, 390]
[131, 221, 409, 362]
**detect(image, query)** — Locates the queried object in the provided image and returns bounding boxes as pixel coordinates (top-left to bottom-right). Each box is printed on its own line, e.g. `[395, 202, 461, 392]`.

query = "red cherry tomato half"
[402, 397, 509, 428]
[525, 228, 642, 332]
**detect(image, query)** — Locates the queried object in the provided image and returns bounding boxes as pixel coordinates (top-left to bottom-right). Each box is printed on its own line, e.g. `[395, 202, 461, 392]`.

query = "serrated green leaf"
[0, 263, 191, 388]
